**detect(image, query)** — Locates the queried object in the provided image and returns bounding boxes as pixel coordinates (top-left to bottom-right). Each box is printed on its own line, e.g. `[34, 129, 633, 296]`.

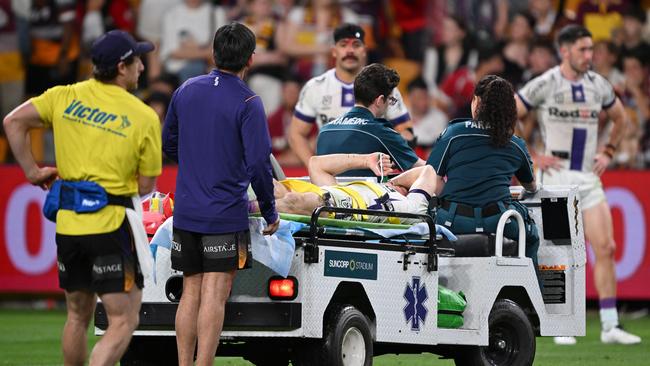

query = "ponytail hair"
[474, 75, 516, 147]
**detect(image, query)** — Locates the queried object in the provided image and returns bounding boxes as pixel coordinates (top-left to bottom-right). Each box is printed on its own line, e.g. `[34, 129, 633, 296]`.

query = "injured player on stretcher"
[248, 153, 444, 224]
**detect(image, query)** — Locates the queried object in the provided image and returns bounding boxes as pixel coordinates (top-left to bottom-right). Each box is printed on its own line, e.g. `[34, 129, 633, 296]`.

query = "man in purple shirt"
[162, 22, 279, 366]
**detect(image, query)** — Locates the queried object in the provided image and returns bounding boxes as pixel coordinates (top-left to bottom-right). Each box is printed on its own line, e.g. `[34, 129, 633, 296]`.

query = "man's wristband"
[603, 143, 617, 159]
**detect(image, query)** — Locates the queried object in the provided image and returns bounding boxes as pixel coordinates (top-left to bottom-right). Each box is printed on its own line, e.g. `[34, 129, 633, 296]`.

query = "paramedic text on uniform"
[315, 63, 424, 176]
[3, 30, 161, 365]
[289, 23, 414, 167]
[427, 75, 540, 268]
[515, 24, 641, 345]
[162, 22, 280, 366]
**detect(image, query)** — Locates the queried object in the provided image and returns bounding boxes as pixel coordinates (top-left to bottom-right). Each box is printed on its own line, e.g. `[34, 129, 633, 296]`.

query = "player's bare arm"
[3, 101, 58, 189]
[514, 94, 562, 172]
[309, 153, 393, 186]
[388, 165, 439, 196]
[138, 176, 157, 196]
[594, 97, 627, 176]
[288, 116, 316, 167]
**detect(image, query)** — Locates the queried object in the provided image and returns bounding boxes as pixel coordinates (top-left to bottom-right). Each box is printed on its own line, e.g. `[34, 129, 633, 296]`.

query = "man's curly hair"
[354, 63, 400, 107]
[474, 75, 516, 147]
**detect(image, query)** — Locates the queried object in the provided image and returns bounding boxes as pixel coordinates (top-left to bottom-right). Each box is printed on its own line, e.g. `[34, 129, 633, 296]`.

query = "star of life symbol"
[403, 276, 428, 331]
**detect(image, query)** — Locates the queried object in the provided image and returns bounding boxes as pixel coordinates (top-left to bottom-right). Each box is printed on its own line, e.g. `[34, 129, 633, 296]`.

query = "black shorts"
[55, 219, 144, 294]
[171, 227, 251, 275]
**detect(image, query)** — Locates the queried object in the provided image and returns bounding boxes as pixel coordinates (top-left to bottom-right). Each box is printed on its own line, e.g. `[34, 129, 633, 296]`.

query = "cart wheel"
[321, 304, 373, 366]
[455, 299, 535, 366]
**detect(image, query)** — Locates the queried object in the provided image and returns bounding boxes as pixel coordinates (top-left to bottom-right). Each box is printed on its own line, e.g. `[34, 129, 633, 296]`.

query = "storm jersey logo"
[548, 107, 598, 119]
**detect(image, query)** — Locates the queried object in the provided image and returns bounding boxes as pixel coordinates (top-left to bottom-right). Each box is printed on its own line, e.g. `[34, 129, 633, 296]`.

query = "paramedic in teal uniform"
[316, 63, 424, 176]
[427, 75, 540, 265]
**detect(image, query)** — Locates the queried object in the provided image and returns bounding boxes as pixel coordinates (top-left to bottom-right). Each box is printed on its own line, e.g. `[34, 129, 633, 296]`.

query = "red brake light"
[268, 277, 297, 300]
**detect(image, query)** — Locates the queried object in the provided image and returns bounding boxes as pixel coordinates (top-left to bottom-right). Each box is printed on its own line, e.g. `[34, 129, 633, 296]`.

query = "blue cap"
[91, 30, 154, 68]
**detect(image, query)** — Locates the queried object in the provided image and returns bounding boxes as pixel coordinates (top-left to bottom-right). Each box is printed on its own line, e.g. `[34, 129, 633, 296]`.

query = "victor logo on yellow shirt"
[63, 99, 118, 125]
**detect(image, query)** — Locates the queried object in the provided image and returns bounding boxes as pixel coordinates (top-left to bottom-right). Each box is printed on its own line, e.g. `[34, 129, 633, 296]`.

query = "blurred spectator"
[407, 77, 447, 153]
[267, 76, 303, 165]
[445, 0, 509, 42]
[159, 0, 218, 82]
[241, 0, 289, 114]
[502, 11, 536, 86]
[619, 7, 650, 62]
[81, 0, 105, 48]
[529, 0, 571, 40]
[0, 0, 25, 162]
[145, 91, 172, 123]
[277, 0, 358, 79]
[575, 0, 626, 42]
[137, 0, 183, 81]
[613, 51, 649, 168]
[149, 73, 180, 96]
[518, 39, 557, 152]
[425, 15, 476, 87]
[25, 0, 80, 164]
[593, 41, 625, 92]
[522, 38, 557, 83]
[273, 0, 295, 19]
[621, 52, 650, 127]
[384, 0, 429, 62]
[25, 0, 80, 96]
[436, 45, 504, 119]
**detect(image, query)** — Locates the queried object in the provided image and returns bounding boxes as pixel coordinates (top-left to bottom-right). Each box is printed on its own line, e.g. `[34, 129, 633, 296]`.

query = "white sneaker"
[553, 336, 577, 345]
[601, 326, 642, 344]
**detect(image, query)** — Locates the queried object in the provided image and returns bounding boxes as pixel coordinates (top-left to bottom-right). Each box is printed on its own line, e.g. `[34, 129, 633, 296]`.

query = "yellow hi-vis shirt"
[31, 78, 162, 235]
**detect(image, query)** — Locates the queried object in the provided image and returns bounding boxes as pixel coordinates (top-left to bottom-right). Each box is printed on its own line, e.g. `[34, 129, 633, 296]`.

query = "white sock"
[600, 307, 619, 331]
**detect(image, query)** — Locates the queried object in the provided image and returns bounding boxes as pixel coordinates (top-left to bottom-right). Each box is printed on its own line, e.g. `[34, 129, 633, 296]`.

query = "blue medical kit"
[43, 180, 133, 222]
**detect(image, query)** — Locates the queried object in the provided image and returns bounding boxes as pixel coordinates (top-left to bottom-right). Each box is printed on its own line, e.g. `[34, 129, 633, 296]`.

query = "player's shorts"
[322, 186, 429, 224]
[171, 228, 251, 275]
[55, 218, 143, 294]
[389, 191, 430, 224]
[540, 170, 606, 210]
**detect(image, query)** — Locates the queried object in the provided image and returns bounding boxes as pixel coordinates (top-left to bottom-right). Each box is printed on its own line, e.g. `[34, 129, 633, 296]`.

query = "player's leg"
[62, 290, 97, 366]
[583, 201, 616, 303]
[583, 200, 641, 344]
[195, 230, 248, 365]
[275, 192, 323, 216]
[171, 227, 205, 365]
[195, 271, 235, 366]
[89, 288, 142, 365]
[176, 273, 202, 366]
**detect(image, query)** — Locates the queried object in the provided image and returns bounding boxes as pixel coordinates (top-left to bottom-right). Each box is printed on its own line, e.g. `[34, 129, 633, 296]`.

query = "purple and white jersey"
[294, 68, 410, 129]
[518, 66, 616, 173]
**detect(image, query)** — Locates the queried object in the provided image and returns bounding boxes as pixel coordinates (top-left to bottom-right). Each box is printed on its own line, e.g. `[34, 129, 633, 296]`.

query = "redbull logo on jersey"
[63, 100, 118, 125]
[548, 107, 598, 119]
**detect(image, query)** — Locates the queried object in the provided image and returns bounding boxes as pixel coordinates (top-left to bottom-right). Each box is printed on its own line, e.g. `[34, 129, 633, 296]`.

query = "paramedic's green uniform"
[427, 118, 539, 264]
[316, 107, 419, 176]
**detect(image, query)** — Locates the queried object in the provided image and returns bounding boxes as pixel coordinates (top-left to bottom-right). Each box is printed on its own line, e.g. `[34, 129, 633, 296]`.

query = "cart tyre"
[454, 298, 535, 366]
[321, 304, 373, 366]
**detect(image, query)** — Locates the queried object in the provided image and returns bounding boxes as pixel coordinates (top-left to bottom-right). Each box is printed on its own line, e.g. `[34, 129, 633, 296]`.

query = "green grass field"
[0, 309, 648, 365]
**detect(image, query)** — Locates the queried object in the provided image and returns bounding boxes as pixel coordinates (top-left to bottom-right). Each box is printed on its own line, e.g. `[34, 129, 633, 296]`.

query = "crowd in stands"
[1, 0, 650, 169]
